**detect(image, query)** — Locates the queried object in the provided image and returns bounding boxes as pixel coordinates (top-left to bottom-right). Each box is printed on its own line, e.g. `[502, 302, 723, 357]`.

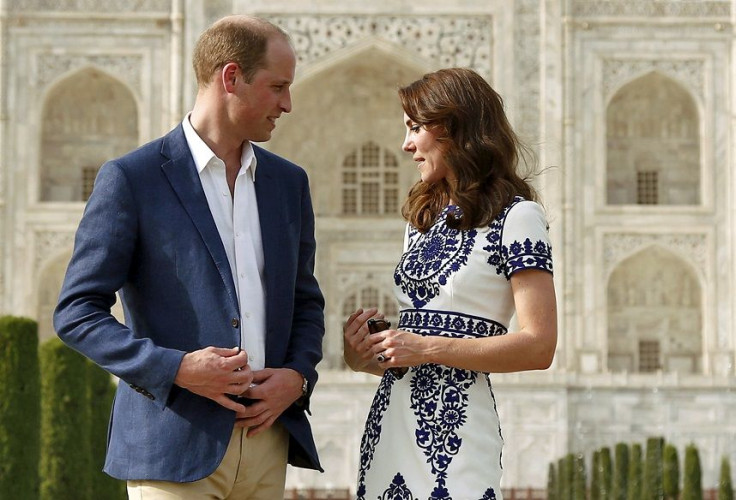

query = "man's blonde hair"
[192, 15, 290, 87]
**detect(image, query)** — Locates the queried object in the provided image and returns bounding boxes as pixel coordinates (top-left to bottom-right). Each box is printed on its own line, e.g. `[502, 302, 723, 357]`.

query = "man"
[54, 15, 325, 499]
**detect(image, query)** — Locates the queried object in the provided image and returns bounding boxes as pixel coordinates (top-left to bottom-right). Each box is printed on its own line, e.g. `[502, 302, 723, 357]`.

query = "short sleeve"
[500, 201, 553, 278]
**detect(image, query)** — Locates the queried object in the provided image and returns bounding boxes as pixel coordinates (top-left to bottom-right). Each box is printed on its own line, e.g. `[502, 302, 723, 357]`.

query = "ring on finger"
[376, 353, 387, 363]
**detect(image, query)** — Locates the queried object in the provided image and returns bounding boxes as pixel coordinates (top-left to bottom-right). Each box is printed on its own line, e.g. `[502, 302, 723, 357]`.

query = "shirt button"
[231, 318, 239, 328]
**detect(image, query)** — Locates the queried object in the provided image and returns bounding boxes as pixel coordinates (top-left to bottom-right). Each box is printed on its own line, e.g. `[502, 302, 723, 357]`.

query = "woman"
[343, 68, 557, 500]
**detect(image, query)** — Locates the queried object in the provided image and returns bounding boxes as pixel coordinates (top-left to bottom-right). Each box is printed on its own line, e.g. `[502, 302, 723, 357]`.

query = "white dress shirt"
[182, 114, 267, 370]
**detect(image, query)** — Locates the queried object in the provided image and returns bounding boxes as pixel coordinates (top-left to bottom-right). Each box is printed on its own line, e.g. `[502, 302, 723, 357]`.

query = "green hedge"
[663, 443, 680, 500]
[0, 316, 40, 498]
[683, 444, 703, 500]
[87, 361, 125, 499]
[719, 457, 734, 500]
[40, 338, 91, 500]
[628, 443, 643, 500]
[643, 437, 664, 500]
[613, 443, 629, 500]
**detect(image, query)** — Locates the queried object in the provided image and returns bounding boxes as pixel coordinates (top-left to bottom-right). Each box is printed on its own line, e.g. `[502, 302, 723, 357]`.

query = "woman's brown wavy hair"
[399, 68, 538, 232]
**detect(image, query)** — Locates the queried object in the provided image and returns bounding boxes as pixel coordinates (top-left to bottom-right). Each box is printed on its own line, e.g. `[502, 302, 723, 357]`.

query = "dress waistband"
[398, 309, 507, 339]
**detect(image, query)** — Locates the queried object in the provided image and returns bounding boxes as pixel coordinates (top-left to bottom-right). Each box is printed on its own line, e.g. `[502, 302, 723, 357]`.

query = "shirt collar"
[181, 113, 258, 181]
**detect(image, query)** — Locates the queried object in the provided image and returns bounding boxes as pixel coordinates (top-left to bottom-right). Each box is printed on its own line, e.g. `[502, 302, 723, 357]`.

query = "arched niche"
[36, 250, 125, 345]
[40, 67, 139, 202]
[606, 71, 700, 206]
[267, 43, 428, 217]
[606, 245, 702, 374]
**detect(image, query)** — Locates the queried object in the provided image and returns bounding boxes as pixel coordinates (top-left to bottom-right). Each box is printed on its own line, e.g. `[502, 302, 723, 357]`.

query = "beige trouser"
[127, 423, 289, 500]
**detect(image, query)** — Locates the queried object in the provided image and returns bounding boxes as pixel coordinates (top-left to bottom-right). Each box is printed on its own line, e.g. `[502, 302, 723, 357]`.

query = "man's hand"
[234, 368, 303, 437]
[174, 346, 252, 413]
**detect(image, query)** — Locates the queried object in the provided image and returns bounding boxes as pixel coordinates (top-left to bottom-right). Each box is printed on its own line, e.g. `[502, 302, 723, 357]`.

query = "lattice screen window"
[81, 166, 99, 201]
[342, 141, 400, 215]
[636, 171, 659, 205]
[638, 340, 661, 372]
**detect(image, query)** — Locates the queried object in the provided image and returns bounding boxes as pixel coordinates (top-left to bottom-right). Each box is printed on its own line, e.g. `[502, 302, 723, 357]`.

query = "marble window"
[341, 142, 400, 215]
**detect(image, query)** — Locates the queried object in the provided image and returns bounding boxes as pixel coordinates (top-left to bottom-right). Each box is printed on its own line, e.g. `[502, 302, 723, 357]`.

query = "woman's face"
[402, 113, 455, 185]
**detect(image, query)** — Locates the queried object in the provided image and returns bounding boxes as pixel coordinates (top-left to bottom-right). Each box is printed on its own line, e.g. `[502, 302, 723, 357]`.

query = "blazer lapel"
[159, 126, 239, 311]
[252, 148, 285, 333]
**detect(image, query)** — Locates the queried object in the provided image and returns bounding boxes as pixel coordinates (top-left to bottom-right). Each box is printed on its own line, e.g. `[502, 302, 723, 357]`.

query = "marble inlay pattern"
[35, 54, 143, 97]
[602, 58, 705, 102]
[10, 0, 170, 11]
[602, 233, 707, 278]
[571, 0, 729, 17]
[263, 14, 493, 78]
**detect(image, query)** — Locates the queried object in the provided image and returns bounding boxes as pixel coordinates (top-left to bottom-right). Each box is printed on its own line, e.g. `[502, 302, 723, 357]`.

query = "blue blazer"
[54, 125, 325, 481]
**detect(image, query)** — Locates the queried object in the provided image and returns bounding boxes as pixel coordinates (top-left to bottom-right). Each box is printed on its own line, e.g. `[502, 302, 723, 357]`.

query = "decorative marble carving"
[602, 233, 707, 278]
[514, 0, 541, 140]
[34, 231, 75, 274]
[35, 54, 143, 97]
[572, 1, 730, 17]
[263, 14, 493, 79]
[603, 58, 705, 102]
[10, 0, 170, 12]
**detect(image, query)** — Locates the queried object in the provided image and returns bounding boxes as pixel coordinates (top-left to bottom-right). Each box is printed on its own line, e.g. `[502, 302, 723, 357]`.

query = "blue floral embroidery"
[479, 487, 498, 500]
[399, 309, 507, 339]
[410, 363, 477, 493]
[395, 206, 477, 308]
[379, 473, 418, 500]
[357, 375, 396, 500]
[484, 197, 553, 278]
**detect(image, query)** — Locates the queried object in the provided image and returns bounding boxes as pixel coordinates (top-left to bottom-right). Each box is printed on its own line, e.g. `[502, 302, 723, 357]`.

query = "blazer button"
[231, 318, 239, 328]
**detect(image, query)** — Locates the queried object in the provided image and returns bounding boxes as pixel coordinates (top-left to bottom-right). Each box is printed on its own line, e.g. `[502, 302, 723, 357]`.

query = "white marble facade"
[1, 0, 734, 492]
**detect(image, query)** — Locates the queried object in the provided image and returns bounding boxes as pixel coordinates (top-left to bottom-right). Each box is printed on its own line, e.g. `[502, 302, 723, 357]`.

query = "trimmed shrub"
[627, 443, 643, 500]
[600, 447, 613, 500]
[549, 462, 558, 500]
[663, 443, 679, 500]
[40, 338, 91, 500]
[0, 316, 40, 498]
[682, 443, 702, 500]
[87, 361, 126, 499]
[592, 450, 602, 500]
[613, 443, 630, 500]
[719, 456, 734, 500]
[643, 437, 664, 500]
[574, 453, 587, 500]
[559, 457, 567, 500]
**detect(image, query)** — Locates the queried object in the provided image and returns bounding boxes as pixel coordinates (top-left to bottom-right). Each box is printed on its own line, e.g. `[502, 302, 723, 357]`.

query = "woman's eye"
[410, 125, 421, 132]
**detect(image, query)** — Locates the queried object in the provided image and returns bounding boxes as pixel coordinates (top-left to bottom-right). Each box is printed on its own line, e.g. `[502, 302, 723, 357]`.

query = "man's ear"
[221, 62, 239, 93]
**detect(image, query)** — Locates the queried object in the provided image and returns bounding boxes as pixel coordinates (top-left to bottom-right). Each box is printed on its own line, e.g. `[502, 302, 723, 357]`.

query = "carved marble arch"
[40, 66, 139, 202]
[606, 245, 702, 374]
[605, 71, 700, 206]
[267, 41, 428, 216]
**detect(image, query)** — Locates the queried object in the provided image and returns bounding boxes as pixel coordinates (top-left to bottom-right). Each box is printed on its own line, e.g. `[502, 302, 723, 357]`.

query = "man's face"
[234, 36, 295, 142]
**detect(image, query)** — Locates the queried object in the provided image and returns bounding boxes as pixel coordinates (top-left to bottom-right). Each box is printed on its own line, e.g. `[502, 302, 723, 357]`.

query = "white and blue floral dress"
[356, 197, 553, 500]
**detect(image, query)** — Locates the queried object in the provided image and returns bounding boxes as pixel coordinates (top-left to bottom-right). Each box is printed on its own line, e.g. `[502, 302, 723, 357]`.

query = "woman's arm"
[371, 268, 557, 373]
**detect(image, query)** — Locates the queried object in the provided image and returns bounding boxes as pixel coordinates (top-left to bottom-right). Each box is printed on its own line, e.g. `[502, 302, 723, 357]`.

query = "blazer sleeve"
[281, 170, 325, 408]
[53, 160, 185, 409]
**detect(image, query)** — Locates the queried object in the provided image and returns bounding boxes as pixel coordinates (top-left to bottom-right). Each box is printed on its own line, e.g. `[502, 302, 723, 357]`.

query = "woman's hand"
[343, 308, 385, 375]
[370, 328, 433, 369]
